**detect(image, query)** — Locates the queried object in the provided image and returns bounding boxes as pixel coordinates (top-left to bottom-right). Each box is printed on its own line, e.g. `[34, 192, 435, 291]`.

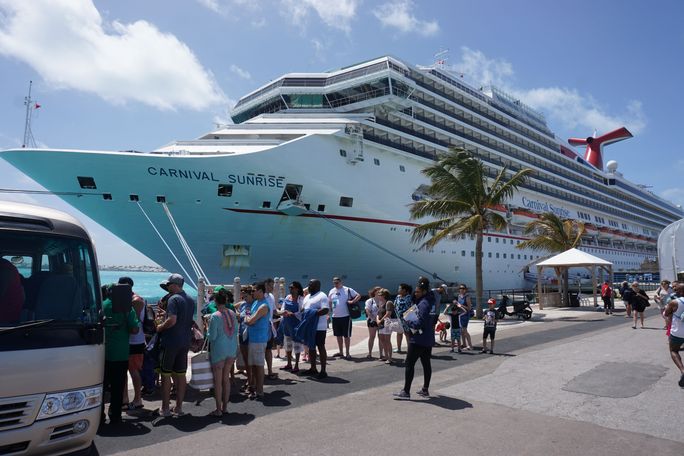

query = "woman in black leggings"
[393, 282, 434, 400]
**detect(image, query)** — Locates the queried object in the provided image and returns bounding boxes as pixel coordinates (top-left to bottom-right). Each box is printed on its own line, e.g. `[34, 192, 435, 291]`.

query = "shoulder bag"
[346, 287, 362, 319]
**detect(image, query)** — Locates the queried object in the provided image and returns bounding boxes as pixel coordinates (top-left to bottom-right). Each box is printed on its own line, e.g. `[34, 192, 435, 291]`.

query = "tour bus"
[0, 201, 103, 455]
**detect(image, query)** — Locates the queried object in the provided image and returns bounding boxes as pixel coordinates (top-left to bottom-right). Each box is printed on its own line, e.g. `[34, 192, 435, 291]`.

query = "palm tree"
[409, 148, 532, 318]
[516, 212, 585, 306]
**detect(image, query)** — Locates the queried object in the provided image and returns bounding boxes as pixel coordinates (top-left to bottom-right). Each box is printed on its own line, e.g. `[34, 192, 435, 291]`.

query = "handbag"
[346, 287, 362, 319]
[189, 338, 213, 390]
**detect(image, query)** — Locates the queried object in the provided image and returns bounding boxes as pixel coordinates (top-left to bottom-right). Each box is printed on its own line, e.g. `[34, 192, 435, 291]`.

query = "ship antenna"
[22, 80, 38, 148]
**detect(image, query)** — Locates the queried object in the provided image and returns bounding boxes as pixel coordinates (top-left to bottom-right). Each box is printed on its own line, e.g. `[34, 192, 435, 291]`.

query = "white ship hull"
[1, 132, 656, 293]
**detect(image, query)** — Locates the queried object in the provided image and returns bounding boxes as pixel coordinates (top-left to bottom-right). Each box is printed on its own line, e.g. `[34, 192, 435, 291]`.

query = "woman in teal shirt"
[206, 292, 238, 416]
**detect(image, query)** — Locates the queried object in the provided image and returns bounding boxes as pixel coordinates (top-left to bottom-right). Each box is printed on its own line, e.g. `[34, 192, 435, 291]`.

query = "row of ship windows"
[391, 100, 673, 224]
[339, 149, 406, 172]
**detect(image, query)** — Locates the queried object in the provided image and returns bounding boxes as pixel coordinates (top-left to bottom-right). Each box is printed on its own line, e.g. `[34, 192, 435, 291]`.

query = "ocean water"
[99, 270, 197, 303]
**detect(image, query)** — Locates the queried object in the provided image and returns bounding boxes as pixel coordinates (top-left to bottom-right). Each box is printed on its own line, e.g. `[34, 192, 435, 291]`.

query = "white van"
[0, 201, 103, 455]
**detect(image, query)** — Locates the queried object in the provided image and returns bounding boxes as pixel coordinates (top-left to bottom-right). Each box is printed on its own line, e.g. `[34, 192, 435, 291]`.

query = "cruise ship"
[2, 56, 682, 292]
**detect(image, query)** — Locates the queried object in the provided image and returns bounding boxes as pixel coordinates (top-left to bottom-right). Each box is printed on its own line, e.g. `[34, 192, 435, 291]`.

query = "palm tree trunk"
[475, 230, 484, 319]
[562, 269, 569, 307]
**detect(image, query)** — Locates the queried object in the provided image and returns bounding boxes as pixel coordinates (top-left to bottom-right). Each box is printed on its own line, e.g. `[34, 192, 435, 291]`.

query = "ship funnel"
[567, 127, 632, 170]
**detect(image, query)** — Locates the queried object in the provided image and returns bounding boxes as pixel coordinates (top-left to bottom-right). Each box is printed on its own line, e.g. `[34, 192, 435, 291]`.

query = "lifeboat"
[597, 226, 613, 239]
[583, 223, 599, 237]
[511, 208, 540, 225]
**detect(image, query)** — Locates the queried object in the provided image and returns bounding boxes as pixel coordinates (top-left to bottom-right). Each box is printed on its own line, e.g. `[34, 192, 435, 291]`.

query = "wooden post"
[278, 277, 286, 309]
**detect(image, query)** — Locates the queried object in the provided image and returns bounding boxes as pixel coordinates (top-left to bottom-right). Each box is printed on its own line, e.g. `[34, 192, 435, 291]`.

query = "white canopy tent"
[535, 248, 613, 309]
[658, 218, 684, 282]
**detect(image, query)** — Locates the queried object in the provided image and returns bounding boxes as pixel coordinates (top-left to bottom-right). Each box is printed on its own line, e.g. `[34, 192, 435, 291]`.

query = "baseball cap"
[118, 276, 134, 287]
[214, 285, 227, 293]
[487, 298, 496, 305]
[160, 273, 184, 291]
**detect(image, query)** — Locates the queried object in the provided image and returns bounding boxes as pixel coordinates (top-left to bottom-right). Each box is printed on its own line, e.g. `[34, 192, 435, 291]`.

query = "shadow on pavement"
[419, 395, 473, 411]
[262, 390, 292, 407]
[96, 418, 152, 437]
[309, 375, 350, 384]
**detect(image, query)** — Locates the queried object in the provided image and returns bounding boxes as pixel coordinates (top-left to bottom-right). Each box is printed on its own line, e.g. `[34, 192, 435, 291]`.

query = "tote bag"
[189, 340, 213, 390]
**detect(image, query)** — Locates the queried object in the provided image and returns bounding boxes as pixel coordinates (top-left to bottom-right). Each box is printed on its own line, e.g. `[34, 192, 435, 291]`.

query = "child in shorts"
[436, 320, 450, 342]
[482, 298, 498, 354]
[445, 300, 463, 353]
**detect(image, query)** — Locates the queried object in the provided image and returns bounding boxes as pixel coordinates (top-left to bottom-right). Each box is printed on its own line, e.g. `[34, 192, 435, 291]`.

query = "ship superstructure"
[2, 56, 681, 291]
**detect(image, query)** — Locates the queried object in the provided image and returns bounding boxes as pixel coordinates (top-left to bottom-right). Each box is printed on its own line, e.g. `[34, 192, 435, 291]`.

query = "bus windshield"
[1, 231, 100, 328]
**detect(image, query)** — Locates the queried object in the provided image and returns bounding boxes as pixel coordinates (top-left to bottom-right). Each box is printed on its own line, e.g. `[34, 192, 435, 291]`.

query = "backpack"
[142, 304, 157, 336]
[346, 287, 362, 319]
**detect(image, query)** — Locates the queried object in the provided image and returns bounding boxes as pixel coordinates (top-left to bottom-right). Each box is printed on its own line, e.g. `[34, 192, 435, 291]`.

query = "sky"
[1, 0, 683, 266]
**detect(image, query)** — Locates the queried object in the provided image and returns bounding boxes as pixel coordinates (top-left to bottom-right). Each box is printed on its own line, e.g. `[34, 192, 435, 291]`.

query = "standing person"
[456, 285, 473, 350]
[328, 277, 360, 360]
[302, 279, 330, 379]
[264, 278, 278, 380]
[655, 280, 673, 329]
[102, 284, 140, 424]
[481, 298, 498, 354]
[619, 281, 631, 317]
[445, 299, 463, 353]
[119, 277, 146, 410]
[393, 281, 434, 400]
[206, 291, 238, 415]
[244, 282, 270, 400]
[393, 284, 413, 353]
[395, 284, 414, 343]
[628, 282, 650, 329]
[279, 281, 305, 373]
[236, 286, 255, 391]
[364, 287, 381, 359]
[155, 273, 194, 417]
[376, 289, 394, 364]
[664, 284, 684, 387]
[430, 283, 448, 336]
[600, 280, 614, 315]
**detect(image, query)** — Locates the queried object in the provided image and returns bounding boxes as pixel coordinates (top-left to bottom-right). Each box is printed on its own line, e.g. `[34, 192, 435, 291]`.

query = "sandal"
[266, 373, 278, 379]
[210, 409, 222, 417]
[248, 392, 257, 400]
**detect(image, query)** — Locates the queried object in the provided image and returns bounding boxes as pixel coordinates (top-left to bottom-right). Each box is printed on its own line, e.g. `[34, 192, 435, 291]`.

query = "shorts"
[483, 326, 497, 340]
[283, 336, 303, 354]
[315, 330, 326, 347]
[158, 344, 190, 376]
[450, 327, 461, 341]
[669, 335, 684, 352]
[248, 342, 267, 366]
[332, 316, 352, 337]
[128, 343, 145, 371]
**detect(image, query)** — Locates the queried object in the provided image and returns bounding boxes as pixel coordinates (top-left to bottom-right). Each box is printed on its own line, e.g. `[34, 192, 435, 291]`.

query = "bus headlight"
[37, 386, 102, 420]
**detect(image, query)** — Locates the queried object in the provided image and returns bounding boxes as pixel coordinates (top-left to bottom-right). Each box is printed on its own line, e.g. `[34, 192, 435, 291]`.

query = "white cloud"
[281, 0, 359, 32]
[230, 64, 251, 80]
[0, 0, 226, 111]
[213, 98, 238, 126]
[451, 46, 646, 136]
[373, 0, 439, 36]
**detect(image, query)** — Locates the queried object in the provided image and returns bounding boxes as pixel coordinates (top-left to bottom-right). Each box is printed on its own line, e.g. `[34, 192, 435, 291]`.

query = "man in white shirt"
[328, 277, 360, 360]
[302, 279, 330, 379]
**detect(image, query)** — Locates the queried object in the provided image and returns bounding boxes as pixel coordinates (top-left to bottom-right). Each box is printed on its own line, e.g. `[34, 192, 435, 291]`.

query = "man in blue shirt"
[244, 282, 270, 399]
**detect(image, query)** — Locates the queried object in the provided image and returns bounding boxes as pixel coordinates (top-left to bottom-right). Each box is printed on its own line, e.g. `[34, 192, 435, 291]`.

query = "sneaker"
[393, 390, 410, 400]
[450, 348, 454, 353]
[679, 373, 684, 388]
[316, 371, 328, 379]
[489, 350, 495, 355]
[157, 408, 172, 417]
[416, 388, 429, 398]
[481, 348, 487, 353]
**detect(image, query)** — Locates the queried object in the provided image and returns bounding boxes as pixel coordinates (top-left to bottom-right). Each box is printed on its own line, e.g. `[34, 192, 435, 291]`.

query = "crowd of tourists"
[100, 272, 684, 424]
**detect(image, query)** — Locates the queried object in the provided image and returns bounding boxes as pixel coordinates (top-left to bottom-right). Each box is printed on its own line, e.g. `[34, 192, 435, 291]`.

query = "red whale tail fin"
[567, 127, 632, 170]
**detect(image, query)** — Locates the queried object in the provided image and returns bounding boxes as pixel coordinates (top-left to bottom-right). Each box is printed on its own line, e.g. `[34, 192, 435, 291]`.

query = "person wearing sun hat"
[155, 273, 194, 417]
